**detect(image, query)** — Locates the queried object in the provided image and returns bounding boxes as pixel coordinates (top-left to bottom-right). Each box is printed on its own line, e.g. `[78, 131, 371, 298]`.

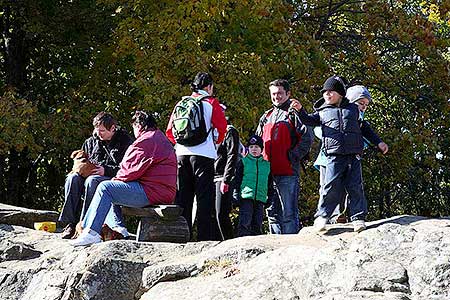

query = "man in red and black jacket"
[256, 79, 312, 234]
[166, 72, 227, 241]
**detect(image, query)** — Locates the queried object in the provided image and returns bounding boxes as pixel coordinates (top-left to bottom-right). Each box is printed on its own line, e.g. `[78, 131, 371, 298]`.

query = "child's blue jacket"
[298, 97, 382, 156]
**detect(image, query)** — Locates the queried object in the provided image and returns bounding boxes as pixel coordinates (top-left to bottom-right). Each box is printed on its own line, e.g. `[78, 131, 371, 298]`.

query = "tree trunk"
[2, 1, 28, 92]
[0, 155, 5, 203]
[6, 149, 23, 206]
[2, 2, 35, 208]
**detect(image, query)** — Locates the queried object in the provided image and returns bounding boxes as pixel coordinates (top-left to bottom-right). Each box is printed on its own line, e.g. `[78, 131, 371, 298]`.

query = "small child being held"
[233, 135, 272, 237]
[291, 76, 387, 232]
[346, 85, 388, 153]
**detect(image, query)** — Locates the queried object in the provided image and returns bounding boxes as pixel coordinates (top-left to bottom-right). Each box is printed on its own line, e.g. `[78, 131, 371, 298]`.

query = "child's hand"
[290, 99, 302, 111]
[377, 142, 389, 154]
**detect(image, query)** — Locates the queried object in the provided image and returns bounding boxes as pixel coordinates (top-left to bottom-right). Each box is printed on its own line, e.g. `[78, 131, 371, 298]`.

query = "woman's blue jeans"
[82, 180, 150, 234]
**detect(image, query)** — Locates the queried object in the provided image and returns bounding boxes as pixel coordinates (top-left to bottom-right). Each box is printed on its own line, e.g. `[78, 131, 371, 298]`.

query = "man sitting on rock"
[59, 112, 133, 239]
[70, 111, 177, 246]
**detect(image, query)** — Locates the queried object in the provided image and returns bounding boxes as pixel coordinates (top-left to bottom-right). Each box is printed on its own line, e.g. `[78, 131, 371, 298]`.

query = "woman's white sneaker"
[70, 229, 102, 246]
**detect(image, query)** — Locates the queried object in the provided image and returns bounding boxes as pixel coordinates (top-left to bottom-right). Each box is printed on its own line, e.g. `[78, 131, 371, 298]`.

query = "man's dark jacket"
[81, 128, 133, 177]
[214, 125, 240, 185]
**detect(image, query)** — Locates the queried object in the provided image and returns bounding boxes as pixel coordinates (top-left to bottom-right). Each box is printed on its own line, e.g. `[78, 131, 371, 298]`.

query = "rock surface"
[0, 203, 59, 228]
[1, 212, 450, 300]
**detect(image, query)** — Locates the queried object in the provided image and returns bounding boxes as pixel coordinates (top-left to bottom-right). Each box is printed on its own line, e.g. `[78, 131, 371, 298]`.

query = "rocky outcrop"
[1, 214, 450, 300]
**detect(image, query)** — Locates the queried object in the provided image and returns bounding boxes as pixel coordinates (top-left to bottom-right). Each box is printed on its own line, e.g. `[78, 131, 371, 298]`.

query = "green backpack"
[172, 95, 210, 146]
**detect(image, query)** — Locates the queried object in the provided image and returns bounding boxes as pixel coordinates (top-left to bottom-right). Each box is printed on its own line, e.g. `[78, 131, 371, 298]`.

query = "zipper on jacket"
[338, 108, 344, 133]
[254, 157, 259, 201]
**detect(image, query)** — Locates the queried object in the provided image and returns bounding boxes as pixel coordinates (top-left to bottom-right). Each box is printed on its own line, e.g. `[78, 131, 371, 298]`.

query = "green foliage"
[102, 0, 326, 132]
[0, 89, 40, 154]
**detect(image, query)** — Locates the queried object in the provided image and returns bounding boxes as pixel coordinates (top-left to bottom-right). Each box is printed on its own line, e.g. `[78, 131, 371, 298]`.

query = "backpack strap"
[192, 94, 216, 142]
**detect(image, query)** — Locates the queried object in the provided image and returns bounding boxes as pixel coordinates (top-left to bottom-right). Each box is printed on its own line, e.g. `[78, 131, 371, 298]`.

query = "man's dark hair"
[190, 72, 213, 92]
[131, 111, 157, 131]
[92, 112, 117, 130]
[269, 79, 290, 92]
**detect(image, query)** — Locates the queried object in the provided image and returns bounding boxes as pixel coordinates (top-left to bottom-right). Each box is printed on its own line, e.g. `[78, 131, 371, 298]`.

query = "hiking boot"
[61, 223, 75, 239]
[314, 216, 328, 232]
[70, 229, 102, 246]
[352, 220, 366, 233]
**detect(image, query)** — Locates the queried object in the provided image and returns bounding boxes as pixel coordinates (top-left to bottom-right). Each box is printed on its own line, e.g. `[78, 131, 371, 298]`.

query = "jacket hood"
[313, 97, 350, 111]
[346, 85, 372, 103]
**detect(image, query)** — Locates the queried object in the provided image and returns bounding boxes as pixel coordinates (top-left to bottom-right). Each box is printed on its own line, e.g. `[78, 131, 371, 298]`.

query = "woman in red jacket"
[71, 111, 177, 246]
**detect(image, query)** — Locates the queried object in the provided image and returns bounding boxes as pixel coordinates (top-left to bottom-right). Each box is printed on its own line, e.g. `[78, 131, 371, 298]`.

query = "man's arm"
[81, 138, 90, 156]
[255, 111, 268, 137]
[232, 159, 244, 205]
[222, 127, 240, 185]
[265, 172, 274, 208]
[296, 125, 313, 160]
[165, 107, 176, 145]
[209, 98, 227, 144]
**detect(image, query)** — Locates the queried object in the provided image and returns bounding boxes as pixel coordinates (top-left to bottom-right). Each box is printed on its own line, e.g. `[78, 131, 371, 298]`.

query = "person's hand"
[220, 182, 229, 194]
[290, 98, 302, 112]
[377, 142, 389, 154]
[92, 165, 105, 176]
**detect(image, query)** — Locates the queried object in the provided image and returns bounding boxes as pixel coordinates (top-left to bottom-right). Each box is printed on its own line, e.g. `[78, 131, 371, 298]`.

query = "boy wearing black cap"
[291, 75, 385, 233]
[232, 135, 272, 236]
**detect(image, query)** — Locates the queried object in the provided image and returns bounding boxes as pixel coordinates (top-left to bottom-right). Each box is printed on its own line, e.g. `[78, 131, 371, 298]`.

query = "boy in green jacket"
[233, 135, 272, 236]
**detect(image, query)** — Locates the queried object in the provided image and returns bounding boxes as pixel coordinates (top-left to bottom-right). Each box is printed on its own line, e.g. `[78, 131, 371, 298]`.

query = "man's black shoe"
[61, 223, 75, 239]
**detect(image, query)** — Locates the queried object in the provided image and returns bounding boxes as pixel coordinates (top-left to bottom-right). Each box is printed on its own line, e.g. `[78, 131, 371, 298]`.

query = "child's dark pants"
[315, 154, 367, 222]
[238, 199, 264, 237]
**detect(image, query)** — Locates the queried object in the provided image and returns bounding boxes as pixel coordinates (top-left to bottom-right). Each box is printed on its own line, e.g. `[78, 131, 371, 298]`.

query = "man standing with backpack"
[166, 72, 227, 241]
[256, 79, 313, 234]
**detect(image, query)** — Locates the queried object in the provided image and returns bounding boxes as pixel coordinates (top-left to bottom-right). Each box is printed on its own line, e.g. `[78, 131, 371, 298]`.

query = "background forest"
[0, 0, 449, 225]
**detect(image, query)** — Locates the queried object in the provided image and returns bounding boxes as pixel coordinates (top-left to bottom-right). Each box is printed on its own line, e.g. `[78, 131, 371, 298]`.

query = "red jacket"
[114, 129, 177, 205]
[166, 93, 227, 145]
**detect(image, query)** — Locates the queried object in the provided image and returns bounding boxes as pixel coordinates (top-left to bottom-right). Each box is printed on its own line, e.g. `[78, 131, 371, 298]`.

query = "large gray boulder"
[0, 203, 59, 228]
[141, 216, 450, 300]
[1, 215, 449, 300]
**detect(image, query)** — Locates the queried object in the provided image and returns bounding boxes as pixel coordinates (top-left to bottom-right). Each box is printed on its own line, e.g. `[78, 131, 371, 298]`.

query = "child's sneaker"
[352, 220, 366, 233]
[314, 216, 328, 232]
[70, 229, 102, 246]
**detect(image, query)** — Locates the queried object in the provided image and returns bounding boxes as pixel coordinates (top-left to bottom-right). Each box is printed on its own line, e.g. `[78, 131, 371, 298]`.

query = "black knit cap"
[247, 135, 264, 149]
[320, 75, 346, 97]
